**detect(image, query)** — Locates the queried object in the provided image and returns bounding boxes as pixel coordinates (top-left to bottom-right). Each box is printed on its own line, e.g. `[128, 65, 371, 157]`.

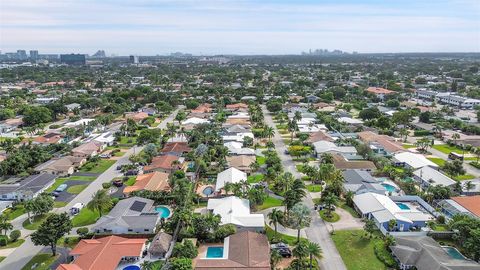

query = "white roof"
[338, 117, 363, 124]
[182, 117, 209, 125]
[207, 196, 264, 227]
[313, 141, 357, 154]
[215, 167, 247, 192]
[222, 132, 254, 143]
[224, 141, 243, 150]
[92, 132, 115, 144]
[298, 124, 328, 133]
[413, 166, 455, 187]
[64, 118, 95, 127]
[394, 152, 438, 169]
[353, 192, 432, 224]
[227, 112, 250, 119]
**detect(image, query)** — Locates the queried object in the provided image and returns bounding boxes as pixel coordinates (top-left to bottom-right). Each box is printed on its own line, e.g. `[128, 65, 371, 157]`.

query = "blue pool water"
[155, 206, 171, 218]
[443, 246, 467, 260]
[203, 186, 214, 196]
[382, 183, 396, 193]
[123, 266, 140, 270]
[206, 247, 224, 258]
[396, 203, 410, 210]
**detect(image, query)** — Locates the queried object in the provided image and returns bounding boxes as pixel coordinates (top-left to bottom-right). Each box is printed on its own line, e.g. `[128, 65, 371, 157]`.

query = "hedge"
[373, 241, 397, 268]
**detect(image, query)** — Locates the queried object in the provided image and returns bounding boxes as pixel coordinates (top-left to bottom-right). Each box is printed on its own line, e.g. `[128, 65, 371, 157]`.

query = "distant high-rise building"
[17, 50, 28, 60]
[129, 55, 139, 64]
[30, 50, 39, 60]
[60, 54, 86, 65]
[92, 50, 106, 58]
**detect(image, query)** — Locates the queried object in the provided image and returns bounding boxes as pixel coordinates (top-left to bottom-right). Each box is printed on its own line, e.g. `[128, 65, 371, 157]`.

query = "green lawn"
[452, 174, 475, 181]
[306, 184, 322, 193]
[23, 215, 48, 230]
[427, 157, 446, 167]
[339, 202, 360, 218]
[266, 225, 304, 246]
[433, 144, 471, 155]
[113, 151, 125, 157]
[296, 164, 305, 172]
[256, 156, 266, 165]
[4, 205, 26, 220]
[21, 253, 59, 270]
[46, 176, 96, 193]
[402, 144, 416, 149]
[54, 201, 67, 208]
[57, 236, 81, 249]
[67, 184, 87, 194]
[71, 208, 102, 227]
[0, 257, 5, 263]
[0, 239, 25, 249]
[247, 174, 264, 184]
[80, 159, 116, 173]
[319, 210, 340, 222]
[124, 176, 136, 186]
[118, 136, 137, 145]
[331, 230, 388, 270]
[256, 196, 283, 211]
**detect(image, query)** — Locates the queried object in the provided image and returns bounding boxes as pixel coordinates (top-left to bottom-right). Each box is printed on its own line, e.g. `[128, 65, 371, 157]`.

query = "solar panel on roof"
[130, 201, 146, 212]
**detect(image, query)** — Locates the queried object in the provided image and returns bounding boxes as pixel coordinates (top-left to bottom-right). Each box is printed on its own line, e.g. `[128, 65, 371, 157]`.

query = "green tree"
[87, 189, 113, 217]
[172, 240, 198, 259]
[268, 208, 284, 237]
[306, 241, 322, 270]
[290, 203, 311, 243]
[0, 214, 13, 235]
[363, 219, 377, 238]
[31, 213, 72, 256]
[322, 193, 338, 218]
[169, 258, 192, 270]
[22, 106, 53, 126]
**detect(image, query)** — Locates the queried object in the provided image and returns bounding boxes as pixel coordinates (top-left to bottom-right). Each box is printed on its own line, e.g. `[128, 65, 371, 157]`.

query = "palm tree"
[433, 125, 443, 140]
[264, 126, 275, 141]
[87, 190, 113, 217]
[270, 249, 282, 270]
[399, 128, 409, 142]
[452, 133, 460, 145]
[290, 203, 311, 243]
[322, 193, 338, 218]
[292, 240, 309, 270]
[0, 214, 13, 235]
[306, 241, 323, 270]
[268, 209, 284, 237]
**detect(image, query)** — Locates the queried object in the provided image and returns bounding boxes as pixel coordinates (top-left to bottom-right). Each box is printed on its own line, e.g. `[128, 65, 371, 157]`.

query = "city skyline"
[1, 0, 480, 55]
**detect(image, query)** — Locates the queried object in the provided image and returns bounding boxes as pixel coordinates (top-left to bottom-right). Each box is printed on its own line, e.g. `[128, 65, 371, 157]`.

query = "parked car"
[99, 153, 112, 158]
[270, 242, 289, 249]
[70, 203, 84, 215]
[316, 203, 335, 211]
[53, 184, 68, 196]
[271, 243, 292, 258]
[124, 169, 138, 176]
[113, 179, 124, 187]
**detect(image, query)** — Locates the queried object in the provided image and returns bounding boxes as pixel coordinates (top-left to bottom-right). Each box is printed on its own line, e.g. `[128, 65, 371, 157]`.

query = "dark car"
[273, 247, 292, 257]
[116, 165, 124, 170]
[113, 179, 123, 187]
[124, 169, 138, 176]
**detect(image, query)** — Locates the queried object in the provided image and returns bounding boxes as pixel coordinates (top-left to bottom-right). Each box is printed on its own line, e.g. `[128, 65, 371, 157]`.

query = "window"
[144, 229, 149, 232]
[128, 229, 133, 232]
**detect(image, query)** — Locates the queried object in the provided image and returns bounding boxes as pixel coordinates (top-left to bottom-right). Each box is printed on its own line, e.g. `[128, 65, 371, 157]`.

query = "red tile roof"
[160, 142, 192, 154]
[451, 196, 480, 218]
[143, 155, 180, 172]
[366, 87, 395, 95]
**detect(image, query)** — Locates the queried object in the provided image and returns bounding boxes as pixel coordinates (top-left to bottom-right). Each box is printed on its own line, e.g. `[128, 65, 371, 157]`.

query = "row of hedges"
[373, 241, 397, 268]
[413, 130, 431, 136]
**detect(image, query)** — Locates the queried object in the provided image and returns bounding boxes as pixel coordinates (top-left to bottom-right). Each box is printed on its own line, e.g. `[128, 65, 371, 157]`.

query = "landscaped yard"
[71, 207, 102, 227]
[67, 184, 87, 194]
[319, 210, 340, 222]
[332, 230, 390, 270]
[256, 196, 283, 211]
[79, 159, 116, 173]
[247, 174, 264, 184]
[339, 201, 360, 218]
[452, 174, 475, 181]
[266, 225, 304, 246]
[433, 144, 471, 155]
[402, 144, 416, 149]
[118, 136, 137, 145]
[306, 184, 322, 193]
[23, 215, 48, 230]
[4, 204, 26, 220]
[54, 201, 67, 208]
[427, 157, 446, 166]
[21, 253, 59, 270]
[124, 176, 136, 186]
[46, 175, 97, 193]
[256, 156, 266, 165]
[0, 239, 25, 249]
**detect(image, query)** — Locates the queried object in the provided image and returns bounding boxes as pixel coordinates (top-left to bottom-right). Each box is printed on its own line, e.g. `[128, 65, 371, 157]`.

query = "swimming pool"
[396, 203, 410, 210]
[206, 246, 224, 258]
[123, 265, 140, 270]
[381, 183, 396, 193]
[443, 246, 467, 260]
[155, 206, 171, 218]
[203, 186, 214, 196]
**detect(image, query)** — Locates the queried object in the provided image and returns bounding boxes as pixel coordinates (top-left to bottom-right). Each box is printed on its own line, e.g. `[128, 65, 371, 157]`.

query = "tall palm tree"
[264, 127, 275, 141]
[452, 133, 460, 145]
[306, 241, 323, 270]
[399, 128, 409, 142]
[87, 190, 113, 217]
[0, 214, 13, 235]
[292, 240, 309, 270]
[268, 209, 284, 237]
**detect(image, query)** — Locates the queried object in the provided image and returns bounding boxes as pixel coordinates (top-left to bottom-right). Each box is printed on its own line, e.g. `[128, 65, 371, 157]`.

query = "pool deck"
[195, 184, 216, 198]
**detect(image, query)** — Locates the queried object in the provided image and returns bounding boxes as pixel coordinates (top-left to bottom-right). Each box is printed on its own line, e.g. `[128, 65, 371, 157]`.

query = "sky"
[1, 0, 479, 55]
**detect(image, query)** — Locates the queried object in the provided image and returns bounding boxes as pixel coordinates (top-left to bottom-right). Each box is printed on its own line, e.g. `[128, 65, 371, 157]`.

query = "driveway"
[329, 207, 364, 231]
[0, 108, 181, 270]
[54, 180, 91, 203]
[262, 105, 347, 270]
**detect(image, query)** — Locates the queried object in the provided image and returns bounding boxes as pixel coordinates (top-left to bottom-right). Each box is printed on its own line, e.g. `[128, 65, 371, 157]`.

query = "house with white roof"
[222, 132, 254, 143]
[353, 192, 433, 234]
[338, 117, 364, 125]
[207, 196, 265, 231]
[392, 152, 438, 170]
[215, 167, 247, 192]
[64, 118, 96, 127]
[181, 117, 209, 126]
[413, 166, 456, 190]
[223, 142, 255, 156]
[312, 141, 357, 158]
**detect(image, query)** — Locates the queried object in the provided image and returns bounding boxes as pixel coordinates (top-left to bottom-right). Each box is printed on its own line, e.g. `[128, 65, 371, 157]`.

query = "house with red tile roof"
[71, 141, 104, 158]
[366, 87, 396, 100]
[357, 131, 405, 156]
[226, 103, 249, 112]
[123, 171, 170, 195]
[143, 154, 184, 173]
[160, 142, 192, 156]
[56, 236, 147, 270]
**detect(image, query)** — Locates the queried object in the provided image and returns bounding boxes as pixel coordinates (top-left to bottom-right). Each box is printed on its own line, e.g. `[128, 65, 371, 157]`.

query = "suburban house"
[390, 236, 480, 270]
[312, 141, 357, 159]
[225, 103, 249, 112]
[160, 142, 192, 156]
[438, 195, 480, 219]
[64, 118, 95, 128]
[92, 132, 116, 146]
[224, 141, 255, 156]
[306, 130, 335, 144]
[413, 166, 456, 190]
[225, 124, 251, 134]
[357, 131, 404, 156]
[338, 117, 364, 126]
[143, 155, 184, 174]
[56, 236, 147, 270]
[366, 87, 396, 100]
[353, 192, 433, 234]
[393, 152, 438, 170]
[215, 167, 247, 193]
[181, 117, 210, 130]
[0, 117, 23, 135]
[125, 111, 149, 122]
[34, 155, 86, 176]
[123, 171, 171, 195]
[331, 153, 377, 171]
[195, 231, 270, 270]
[342, 169, 385, 195]
[207, 196, 265, 231]
[222, 130, 255, 143]
[32, 132, 65, 145]
[226, 156, 256, 174]
[92, 197, 160, 234]
[0, 173, 57, 201]
[72, 141, 104, 158]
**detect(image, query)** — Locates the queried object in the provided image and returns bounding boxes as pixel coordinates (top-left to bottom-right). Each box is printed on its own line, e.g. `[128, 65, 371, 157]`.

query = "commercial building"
[60, 54, 86, 65]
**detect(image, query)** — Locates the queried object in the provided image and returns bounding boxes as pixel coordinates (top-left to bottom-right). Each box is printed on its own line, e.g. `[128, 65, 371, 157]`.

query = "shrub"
[213, 224, 236, 242]
[373, 241, 397, 268]
[413, 130, 431, 136]
[9, 230, 21, 242]
[437, 215, 446, 224]
[0, 236, 8, 246]
[102, 182, 112, 189]
[76, 227, 89, 238]
[172, 240, 198, 259]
